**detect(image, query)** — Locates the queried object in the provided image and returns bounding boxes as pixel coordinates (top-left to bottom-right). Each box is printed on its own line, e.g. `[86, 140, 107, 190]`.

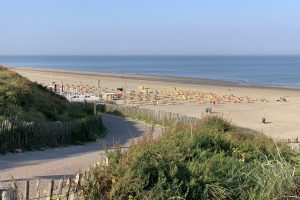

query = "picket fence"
[0, 170, 93, 200]
[0, 117, 102, 153]
[99, 104, 200, 126]
[279, 137, 300, 144]
[0, 120, 73, 153]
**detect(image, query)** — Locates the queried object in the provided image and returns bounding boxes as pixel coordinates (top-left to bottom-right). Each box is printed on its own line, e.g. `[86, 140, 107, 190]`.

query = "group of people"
[45, 81, 284, 106]
[125, 87, 270, 106]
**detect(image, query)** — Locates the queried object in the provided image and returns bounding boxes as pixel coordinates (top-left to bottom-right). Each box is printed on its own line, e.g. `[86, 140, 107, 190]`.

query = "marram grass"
[79, 105, 300, 200]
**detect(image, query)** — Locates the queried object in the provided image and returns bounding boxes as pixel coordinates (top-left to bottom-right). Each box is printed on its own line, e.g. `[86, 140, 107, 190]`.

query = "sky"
[0, 0, 300, 55]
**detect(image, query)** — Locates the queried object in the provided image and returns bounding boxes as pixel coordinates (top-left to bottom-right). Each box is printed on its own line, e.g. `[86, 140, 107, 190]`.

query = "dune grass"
[0, 66, 106, 152]
[0, 66, 94, 122]
[79, 107, 300, 200]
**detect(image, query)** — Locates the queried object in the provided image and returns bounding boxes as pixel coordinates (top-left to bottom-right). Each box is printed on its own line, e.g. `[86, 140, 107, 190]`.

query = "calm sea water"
[1, 55, 300, 87]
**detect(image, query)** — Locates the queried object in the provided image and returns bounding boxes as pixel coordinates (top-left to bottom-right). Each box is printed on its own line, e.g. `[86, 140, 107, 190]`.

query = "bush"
[0, 66, 107, 152]
[0, 66, 96, 122]
[80, 115, 300, 200]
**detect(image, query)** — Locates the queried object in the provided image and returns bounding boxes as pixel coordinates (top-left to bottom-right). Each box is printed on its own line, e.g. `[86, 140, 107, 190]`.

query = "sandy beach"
[11, 67, 300, 140]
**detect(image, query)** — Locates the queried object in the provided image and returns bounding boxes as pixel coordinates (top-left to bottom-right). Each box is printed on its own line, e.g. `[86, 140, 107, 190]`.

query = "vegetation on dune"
[79, 106, 300, 200]
[0, 66, 106, 152]
[0, 66, 93, 122]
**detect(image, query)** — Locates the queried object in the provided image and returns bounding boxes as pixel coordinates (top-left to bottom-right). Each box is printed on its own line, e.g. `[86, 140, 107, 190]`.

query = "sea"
[1, 55, 300, 87]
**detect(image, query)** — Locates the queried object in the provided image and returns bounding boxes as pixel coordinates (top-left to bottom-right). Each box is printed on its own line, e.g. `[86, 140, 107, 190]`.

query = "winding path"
[0, 114, 161, 184]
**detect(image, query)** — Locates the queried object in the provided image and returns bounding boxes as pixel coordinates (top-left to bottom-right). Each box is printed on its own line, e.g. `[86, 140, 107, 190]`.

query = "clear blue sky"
[1, 0, 300, 55]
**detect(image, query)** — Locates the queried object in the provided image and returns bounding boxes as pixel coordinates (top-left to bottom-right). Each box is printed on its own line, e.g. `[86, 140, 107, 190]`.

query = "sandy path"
[0, 114, 161, 184]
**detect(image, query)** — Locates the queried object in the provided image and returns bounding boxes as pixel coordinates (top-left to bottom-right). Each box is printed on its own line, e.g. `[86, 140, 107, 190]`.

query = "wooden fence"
[0, 117, 103, 153]
[279, 137, 300, 144]
[98, 104, 200, 126]
[0, 171, 91, 200]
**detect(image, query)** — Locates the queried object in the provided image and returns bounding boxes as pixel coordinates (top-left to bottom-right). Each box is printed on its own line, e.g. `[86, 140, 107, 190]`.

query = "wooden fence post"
[74, 173, 82, 192]
[82, 171, 88, 186]
[57, 179, 64, 197]
[36, 179, 40, 199]
[48, 179, 54, 199]
[66, 178, 71, 200]
[24, 180, 29, 200]
[12, 181, 18, 200]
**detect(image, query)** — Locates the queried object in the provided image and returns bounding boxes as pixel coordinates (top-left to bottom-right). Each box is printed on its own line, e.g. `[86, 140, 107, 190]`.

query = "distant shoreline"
[8, 66, 300, 91]
[2, 55, 300, 88]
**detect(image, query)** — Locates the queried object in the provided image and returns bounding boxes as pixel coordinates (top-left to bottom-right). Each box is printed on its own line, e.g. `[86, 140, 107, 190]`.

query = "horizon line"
[1, 54, 300, 57]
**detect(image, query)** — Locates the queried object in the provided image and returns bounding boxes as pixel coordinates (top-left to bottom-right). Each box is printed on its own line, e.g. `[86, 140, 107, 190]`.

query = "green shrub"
[80, 115, 300, 200]
[0, 66, 107, 152]
[0, 66, 96, 122]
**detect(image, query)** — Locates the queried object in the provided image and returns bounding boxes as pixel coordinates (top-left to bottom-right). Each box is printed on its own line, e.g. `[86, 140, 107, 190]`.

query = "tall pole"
[124, 77, 127, 105]
[61, 80, 63, 93]
[97, 79, 101, 101]
[80, 81, 82, 95]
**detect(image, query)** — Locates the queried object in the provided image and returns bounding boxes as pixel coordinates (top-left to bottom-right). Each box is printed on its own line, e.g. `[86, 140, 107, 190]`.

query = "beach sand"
[12, 67, 300, 140]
